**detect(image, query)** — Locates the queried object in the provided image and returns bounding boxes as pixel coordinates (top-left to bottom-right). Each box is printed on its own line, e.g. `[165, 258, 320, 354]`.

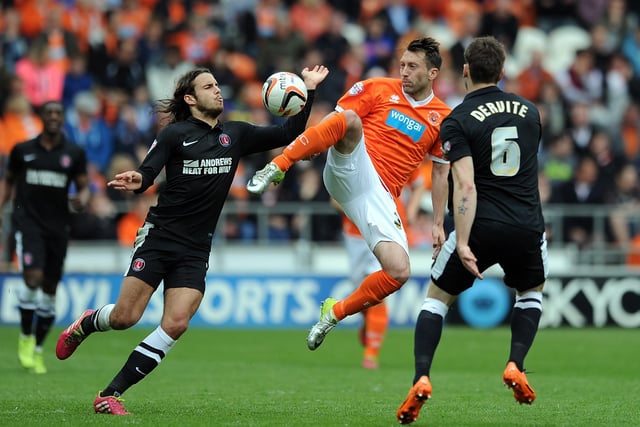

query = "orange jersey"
[336, 77, 450, 199]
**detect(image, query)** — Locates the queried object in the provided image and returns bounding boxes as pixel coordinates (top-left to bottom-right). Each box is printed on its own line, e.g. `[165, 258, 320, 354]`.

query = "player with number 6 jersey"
[397, 36, 547, 425]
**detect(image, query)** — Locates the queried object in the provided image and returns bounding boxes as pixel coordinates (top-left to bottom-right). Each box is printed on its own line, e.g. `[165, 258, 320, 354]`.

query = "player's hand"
[456, 244, 483, 279]
[107, 170, 143, 191]
[431, 224, 445, 259]
[301, 65, 329, 90]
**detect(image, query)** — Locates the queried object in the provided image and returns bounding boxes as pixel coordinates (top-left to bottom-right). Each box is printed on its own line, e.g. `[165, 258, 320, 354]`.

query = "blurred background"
[0, 0, 639, 329]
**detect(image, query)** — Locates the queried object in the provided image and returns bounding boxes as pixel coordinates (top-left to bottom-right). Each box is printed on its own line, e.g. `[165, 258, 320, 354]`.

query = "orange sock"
[363, 303, 388, 359]
[272, 112, 347, 171]
[333, 270, 402, 320]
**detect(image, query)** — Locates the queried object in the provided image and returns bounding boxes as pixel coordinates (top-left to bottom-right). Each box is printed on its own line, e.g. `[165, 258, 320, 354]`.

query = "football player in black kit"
[397, 36, 547, 425]
[55, 65, 329, 415]
[0, 101, 90, 375]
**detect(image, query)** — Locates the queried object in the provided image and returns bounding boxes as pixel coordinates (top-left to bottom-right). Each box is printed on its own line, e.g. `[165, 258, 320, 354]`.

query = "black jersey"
[7, 136, 87, 235]
[441, 86, 544, 232]
[135, 91, 316, 252]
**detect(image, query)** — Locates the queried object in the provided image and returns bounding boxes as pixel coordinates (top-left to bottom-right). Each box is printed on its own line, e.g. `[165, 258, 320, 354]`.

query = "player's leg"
[362, 303, 388, 369]
[397, 231, 474, 425]
[15, 230, 44, 369]
[247, 110, 360, 194]
[307, 142, 408, 350]
[502, 229, 548, 404]
[94, 256, 206, 415]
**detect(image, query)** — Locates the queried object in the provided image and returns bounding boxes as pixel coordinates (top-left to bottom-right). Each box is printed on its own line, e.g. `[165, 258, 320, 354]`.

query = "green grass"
[2, 326, 639, 426]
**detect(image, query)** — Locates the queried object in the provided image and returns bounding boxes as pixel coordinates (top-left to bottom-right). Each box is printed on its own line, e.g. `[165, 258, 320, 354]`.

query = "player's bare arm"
[451, 156, 482, 279]
[430, 161, 449, 258]
[107, 171, 143, 192]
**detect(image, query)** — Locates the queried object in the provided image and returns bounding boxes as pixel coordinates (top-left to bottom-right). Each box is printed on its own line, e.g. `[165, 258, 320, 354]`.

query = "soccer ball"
[262, 71, 307, 117]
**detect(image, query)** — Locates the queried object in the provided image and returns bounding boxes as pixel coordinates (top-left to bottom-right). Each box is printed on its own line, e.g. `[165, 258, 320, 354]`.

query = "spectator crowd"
[1, 0, 640, 265]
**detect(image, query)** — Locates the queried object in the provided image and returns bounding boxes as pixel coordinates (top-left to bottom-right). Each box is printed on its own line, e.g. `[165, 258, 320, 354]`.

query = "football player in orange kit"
[247, 37, 451, 351]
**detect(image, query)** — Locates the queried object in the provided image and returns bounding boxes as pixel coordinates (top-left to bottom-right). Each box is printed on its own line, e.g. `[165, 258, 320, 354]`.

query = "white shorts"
[324, 137, 409, 255]
[344, 233, 381, 285]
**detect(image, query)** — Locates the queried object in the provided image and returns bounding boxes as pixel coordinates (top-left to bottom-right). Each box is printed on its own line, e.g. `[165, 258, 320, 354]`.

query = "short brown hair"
[464, 36, 506, 84]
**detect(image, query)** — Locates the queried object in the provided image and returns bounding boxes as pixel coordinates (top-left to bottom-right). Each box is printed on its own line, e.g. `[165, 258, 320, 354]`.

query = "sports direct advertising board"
[0, 273, 638, 328]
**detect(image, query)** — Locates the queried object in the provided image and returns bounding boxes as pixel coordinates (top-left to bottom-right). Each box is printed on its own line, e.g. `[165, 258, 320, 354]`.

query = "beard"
[196, 102, 224, 119]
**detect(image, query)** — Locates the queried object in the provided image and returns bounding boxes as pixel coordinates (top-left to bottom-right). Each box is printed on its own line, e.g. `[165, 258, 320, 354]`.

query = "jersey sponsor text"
[182, 157, 233, 175]
[25, 169, 67, 188]
[385, 109, 425, 142]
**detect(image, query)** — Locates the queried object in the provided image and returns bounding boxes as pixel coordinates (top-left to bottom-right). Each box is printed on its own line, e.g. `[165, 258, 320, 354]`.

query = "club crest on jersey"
[60, 154, 71, 168]
[132, 258, 145, 272]
[348, 82, 364, 96]
[429, 111, 442, 126]
[23, 252, 33, 266]
[219, 133, 231, 147]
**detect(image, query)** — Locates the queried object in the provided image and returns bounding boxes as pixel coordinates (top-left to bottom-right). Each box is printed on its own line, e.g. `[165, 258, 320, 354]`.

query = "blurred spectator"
[256, 10, 307, 80]
[539, 132, 577, 190]
[449, 6, 482, 73]
[479, 0, 520, 52]
[70, 192, 118, 240]
[14, 38, 65, 110]
[15, 0, 52, 40]
[586, 130, 627, 187]
[361, 13, 396, 72]
[554, 48, 603, 105]
[146, 45, 194, 102]
[289, 0, 334, 43]
[62, 53, 95, 108]
[64, 91, 114, 174]
[534, 0, 579, 32]
[515, 50, 554, 102]
[61, 0, 106, 54]
[113, 102, 152, 159]
[116, 0, 153, 40]
[101, 37, 146, 95]
[376, 0, 420, 42]
[620, 102, 640, 162]
[0, 94, 43, 157]
[291, 165, 340, 242]
[168, 12, 220, 65]
[598, 0, 637, 51]
[549, 154, 608, 249]
[116, 190, 158, 246]
[0, 7, 29, 73]
[314, 10, 351, 71]
[537, 80, 567, 144]
[567, 102, 599, 154]
[36, 3, 80, 72]
[136, 16, 168, 68]
[606, 162, 640, 254]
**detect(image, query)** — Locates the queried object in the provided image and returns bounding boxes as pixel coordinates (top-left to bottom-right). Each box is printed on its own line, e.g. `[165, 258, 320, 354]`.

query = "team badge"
[219, 133, 231, 147]
[23, 252, 33, 266]
[429, 111, 442, 126]
[60, 154, 71, 168]
[132, 258, 146, 272]
[348, 82, 364, 96]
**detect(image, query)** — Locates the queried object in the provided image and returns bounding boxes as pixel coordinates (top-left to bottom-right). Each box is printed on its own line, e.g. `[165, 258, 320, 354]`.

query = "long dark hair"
[156, 68, 211, 125]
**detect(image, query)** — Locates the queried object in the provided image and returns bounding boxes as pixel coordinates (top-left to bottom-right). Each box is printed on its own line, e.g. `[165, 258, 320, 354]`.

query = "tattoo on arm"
[457, 196, 468, 215]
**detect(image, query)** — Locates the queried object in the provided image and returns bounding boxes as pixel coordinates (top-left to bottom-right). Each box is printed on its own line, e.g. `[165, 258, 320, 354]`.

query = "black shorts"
[15, 228, 68, 286]
[431, 219, 547, 295]
[125, 223, 210, 293]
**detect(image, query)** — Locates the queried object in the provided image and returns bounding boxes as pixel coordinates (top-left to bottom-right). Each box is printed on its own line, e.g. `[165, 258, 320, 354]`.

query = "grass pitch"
[1, 325, 638, 426]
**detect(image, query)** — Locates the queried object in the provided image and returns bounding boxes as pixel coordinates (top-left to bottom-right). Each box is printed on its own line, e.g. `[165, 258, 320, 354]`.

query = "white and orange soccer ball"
[261, 71, 307, 117]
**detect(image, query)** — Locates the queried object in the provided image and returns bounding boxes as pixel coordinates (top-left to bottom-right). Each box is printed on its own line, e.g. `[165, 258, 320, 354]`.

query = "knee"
[385, 263, 411, 286]
[160, 319, 189, 340]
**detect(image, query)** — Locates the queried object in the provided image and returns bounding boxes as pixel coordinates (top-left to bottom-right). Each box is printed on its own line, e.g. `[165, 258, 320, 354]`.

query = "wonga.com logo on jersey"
[385, 110, 425, 142]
